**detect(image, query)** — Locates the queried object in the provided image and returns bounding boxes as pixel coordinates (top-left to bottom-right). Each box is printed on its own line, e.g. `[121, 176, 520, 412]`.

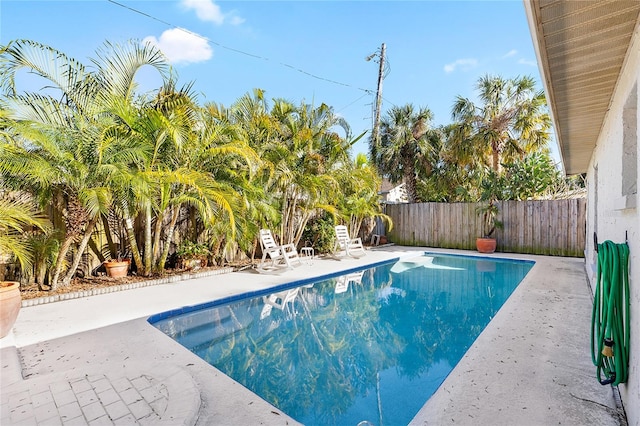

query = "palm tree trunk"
[280, 194, 289, 243]
[60, 215, 100, 287]
[50, 235, 75, 290]
[492, 140, 501, 173]
[123, 215, 145, 276]
[350, 216, 361, 238]
[210, 238, 223, 267]
[293, 212, 312, 247]
[251, 237, 258, 265]
[403, 165, 418, 203]
[152, 209, 165, 266]
[286, 195, 298, 245]
[144, 204, 153, 275]
[157, 205, 180, 272]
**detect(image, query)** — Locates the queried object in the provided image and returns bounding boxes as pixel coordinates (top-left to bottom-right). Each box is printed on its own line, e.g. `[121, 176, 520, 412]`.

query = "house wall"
[585, 24, 640, 426]
[387, 184, 407, 204]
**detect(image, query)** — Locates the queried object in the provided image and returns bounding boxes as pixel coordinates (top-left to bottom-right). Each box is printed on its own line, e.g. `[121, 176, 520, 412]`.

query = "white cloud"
[518, 58, 537, 66]
[181, 0, 224, 25]
[503, 49, 518, 58]
[444, 58, 478, 73]
[180, 0, 244, 26]
[143, 29, 212, 64]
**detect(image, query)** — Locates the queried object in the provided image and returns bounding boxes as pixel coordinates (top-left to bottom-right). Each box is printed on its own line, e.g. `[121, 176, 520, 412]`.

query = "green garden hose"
[590, 240, 630, 386]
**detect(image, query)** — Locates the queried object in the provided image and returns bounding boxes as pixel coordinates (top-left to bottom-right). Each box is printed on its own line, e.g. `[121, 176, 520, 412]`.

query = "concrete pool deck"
[0, 247, 625, 425]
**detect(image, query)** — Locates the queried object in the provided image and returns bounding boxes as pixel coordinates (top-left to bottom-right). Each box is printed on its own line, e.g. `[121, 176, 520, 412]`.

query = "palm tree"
[0, 39, 170, 288]
[107, 80, 197, 275]
[107, 79, 258, 275]
[240, 94, 357, 247]
[0, 195, 50, 272]
[450, 74, 551, 174]
[377, 104, 439, 203]
[336, 153, 391, 239]
[0, 118, 116, 288]
[196, 95, 273, 262]
[163, 98, 259, 270]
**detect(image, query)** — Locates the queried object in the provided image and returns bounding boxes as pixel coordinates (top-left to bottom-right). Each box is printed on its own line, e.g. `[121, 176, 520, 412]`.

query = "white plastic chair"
[334, 225, 366, 258]
[257, 229, 302, 273]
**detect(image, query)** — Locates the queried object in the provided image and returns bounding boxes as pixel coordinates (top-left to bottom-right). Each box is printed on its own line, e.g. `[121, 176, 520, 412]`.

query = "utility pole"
[369, 43, 386, 165]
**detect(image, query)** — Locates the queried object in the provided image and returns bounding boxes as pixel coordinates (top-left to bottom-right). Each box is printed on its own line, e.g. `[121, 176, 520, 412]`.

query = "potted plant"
[476, 200, 502, 253]
[104, 254, 130, 278]
[0, 281, 21, 338]
[475, 170, 504, 254]
[176, 241, 210, 270]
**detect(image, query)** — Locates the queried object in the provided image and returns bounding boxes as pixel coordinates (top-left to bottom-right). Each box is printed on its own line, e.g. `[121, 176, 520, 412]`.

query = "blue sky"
[0, 0, 550, 159]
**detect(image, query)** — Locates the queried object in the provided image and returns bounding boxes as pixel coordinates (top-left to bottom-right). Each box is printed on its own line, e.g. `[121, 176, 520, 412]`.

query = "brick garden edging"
[21, 267, 234, 307]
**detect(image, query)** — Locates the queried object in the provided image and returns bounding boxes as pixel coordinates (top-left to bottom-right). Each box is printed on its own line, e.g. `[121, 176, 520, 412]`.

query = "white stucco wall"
[585, 24, 640, 426]
[388, 184, 407, 203]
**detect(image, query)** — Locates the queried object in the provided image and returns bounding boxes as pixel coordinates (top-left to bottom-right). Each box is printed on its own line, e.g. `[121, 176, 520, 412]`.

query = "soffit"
[526, 0, 640, 175]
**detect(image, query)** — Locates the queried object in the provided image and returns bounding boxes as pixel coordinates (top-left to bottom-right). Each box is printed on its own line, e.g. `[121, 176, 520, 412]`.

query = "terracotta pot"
[476, 237, 497, 254]
[105, 260, 129, 278]
[1, 281, 21, 338]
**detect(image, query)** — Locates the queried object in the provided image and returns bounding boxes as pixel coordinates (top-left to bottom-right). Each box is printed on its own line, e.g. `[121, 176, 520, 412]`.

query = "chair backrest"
[259, 229, 277, 250]
[335, 225, 351, 242]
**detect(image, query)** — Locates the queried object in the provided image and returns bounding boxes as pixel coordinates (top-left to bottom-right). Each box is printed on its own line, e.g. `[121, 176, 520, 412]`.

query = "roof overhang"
[524, 0, 640, 175]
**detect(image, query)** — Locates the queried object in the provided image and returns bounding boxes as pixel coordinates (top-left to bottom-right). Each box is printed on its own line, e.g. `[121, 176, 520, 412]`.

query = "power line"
[106, 0, 371, 93]
[336, 93, 371, 114]
[381, 95, 398, 110]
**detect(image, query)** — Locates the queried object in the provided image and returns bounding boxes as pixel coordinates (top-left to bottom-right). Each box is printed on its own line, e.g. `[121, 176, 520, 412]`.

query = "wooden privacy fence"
[385, 198, 587, 257]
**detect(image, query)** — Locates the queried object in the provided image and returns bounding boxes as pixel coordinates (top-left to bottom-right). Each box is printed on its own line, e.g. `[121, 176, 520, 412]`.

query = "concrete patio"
[0, 247, 625, 425]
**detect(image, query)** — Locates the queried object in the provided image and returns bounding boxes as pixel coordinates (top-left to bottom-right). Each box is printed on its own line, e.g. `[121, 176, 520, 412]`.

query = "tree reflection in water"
[153, 254, 532, 425]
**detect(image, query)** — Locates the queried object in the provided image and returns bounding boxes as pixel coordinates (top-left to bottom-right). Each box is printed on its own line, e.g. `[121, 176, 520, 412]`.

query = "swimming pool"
[150, 253, 533, 425]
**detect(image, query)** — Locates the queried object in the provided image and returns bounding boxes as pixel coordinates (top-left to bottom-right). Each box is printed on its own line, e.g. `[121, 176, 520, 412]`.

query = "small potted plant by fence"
[476, 200, 503, 254]
[177, 241, 210, 270]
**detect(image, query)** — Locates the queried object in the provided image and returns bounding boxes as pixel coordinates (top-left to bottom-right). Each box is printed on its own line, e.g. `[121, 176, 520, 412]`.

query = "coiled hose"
[590, 240, 630, 386]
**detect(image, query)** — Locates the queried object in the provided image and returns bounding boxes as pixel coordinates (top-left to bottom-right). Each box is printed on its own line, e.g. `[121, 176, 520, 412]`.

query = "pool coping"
[0, 247, 624, 425]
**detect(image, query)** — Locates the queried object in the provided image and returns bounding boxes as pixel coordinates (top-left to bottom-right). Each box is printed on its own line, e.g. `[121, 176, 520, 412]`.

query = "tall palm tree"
[377, 104, 438, 203]
[450, 74, 551, 174]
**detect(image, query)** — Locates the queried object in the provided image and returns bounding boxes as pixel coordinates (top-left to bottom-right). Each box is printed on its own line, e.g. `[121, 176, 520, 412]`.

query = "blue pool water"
[150, 253, 533, 425]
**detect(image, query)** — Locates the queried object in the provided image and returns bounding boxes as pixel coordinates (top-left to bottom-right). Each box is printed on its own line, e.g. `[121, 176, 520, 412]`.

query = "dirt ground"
[18, 263, 251, 300]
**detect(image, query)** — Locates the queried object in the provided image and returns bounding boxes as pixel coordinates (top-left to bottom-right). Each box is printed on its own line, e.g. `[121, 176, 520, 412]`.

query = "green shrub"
[301, 213, 335, 254]
[176, 240, 210, 260]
